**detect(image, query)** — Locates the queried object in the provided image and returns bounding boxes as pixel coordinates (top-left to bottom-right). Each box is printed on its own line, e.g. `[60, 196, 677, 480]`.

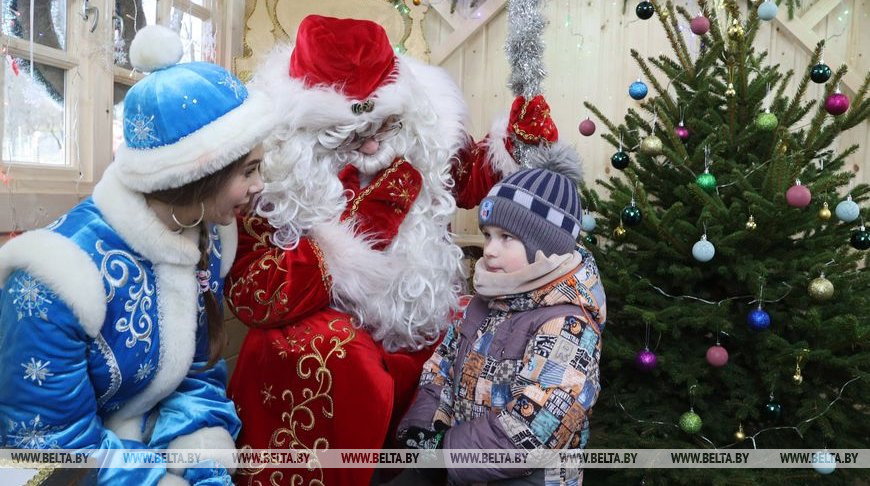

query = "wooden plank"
[801, 0, 841, 29]
[431, 0, 507, 65]
[429, 0, 459, 29]
[772, 16, 860, 95]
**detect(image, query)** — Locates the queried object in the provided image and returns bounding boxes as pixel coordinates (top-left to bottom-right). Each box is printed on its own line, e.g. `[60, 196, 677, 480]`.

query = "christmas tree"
[580, 0, 869, 484]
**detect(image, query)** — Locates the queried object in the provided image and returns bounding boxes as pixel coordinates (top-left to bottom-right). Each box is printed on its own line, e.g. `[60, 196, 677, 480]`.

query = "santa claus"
[225, 15, 574, 485]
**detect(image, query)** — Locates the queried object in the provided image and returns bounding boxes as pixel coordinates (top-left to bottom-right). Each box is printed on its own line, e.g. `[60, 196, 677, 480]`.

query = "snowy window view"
[2, 0, 66, 166]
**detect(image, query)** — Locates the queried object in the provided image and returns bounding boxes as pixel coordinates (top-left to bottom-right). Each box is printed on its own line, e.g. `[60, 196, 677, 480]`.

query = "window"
[0, 0, 228, 232]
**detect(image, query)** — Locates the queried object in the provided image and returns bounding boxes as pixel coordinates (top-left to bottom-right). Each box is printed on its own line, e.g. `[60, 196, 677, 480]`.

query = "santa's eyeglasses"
[335, 117, 403, 151]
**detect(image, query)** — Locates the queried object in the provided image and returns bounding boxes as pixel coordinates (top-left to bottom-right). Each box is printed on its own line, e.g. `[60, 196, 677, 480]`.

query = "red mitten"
[506, 95, 559, 153]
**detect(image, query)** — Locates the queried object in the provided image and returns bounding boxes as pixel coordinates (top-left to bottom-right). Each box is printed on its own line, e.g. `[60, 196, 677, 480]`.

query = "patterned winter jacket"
[399, 247, 606, 485]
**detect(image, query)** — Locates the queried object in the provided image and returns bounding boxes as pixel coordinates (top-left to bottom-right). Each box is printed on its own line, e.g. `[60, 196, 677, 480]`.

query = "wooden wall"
[426, 0, 869, 236]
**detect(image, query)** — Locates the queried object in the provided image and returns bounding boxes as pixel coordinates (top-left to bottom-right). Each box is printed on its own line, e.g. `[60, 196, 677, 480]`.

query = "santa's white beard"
[255, 119, 464, 351]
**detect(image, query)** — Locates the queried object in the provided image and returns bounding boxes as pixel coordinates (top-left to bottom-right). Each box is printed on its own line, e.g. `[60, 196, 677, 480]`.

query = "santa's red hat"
[290, 15, 396, 102]
[252, 15, 468, 152]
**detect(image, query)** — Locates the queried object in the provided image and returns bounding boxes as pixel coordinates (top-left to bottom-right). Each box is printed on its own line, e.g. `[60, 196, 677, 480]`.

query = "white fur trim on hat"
[0, 229, 106, 337]
[167, 426, 237, 475]
[252, 47, 468, 157]
[114, 89, 276, 193]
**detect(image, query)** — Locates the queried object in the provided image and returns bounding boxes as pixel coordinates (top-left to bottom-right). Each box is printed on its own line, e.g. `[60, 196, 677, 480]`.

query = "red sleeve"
[451, 135, 508, 210]
[224, 215, 331, 328]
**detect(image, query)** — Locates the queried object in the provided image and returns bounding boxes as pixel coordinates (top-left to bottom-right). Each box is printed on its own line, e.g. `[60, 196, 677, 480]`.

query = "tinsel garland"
[505, 0, 549, 166]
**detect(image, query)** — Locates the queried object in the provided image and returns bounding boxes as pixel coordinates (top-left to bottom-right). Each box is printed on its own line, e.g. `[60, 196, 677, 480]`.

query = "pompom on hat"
[113, 25, 276, 193]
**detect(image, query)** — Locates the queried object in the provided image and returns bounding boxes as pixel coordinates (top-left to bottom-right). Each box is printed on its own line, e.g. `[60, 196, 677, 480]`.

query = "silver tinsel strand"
[506, 0, 547, 98]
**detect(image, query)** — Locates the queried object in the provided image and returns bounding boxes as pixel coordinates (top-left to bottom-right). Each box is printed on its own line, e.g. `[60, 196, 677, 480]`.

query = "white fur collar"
[94, 167, 201, 431]
[92, 165, 200, 267]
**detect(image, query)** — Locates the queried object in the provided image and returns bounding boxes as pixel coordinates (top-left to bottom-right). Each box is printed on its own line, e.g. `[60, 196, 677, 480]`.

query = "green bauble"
[763, 400, 782, 422]
[851, 227, 870, 250]
[810, 63, 832, 83]
[695, 171, 717, 192]
[621, 205, 643, 227]
[583, 234, 598, 246]
[755, 111, 778, 131]
[679, 411, 703, 434]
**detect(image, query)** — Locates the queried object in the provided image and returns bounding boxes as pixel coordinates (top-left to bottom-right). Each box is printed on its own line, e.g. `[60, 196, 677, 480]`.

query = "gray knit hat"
[479, 168, 582, 263]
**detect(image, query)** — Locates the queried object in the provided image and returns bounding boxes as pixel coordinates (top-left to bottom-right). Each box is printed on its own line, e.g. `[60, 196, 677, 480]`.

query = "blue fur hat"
[113, 25, 275, 193]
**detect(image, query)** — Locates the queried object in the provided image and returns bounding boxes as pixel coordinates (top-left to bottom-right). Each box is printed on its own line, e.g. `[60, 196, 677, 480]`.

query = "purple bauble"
[635, 348, 658, 371]
[690, 15, 710, 35]
[825, 92, 850, 116]
[675, 123, 690, 140]
[578, 118, 596, 136]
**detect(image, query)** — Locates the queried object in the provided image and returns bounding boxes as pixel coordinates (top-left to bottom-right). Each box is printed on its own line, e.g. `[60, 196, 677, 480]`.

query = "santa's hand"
[507, 95, 559, 146]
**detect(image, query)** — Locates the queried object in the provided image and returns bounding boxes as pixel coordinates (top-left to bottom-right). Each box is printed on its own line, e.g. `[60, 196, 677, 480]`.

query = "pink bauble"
[825, 92, 850, 116]
[690, 16, 710, 35]
[706, 345, 729, 367]
[786, 182, 812, 208]
[635, 348, 658, 371]
[675, 124, 690, 140]
[579, 118, 596, 136]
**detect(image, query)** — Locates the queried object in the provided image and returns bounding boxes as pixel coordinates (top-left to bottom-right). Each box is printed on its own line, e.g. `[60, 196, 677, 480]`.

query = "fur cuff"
[0, 230, 106, 337]
[309, 220, 393, 320]
[158, 473, 190, 486]
[484, 115, 520, 177]
[167, 426, 237, 475]
[106, 414, 145, 442]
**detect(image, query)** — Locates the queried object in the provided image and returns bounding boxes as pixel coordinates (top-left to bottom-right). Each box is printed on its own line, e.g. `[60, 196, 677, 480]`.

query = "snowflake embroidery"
[10, 273, 56, 321]
[21, 357, 53, 386]
[135, 360, 155, 382]
[217, 73, 245, 100]
[125, 104, 161, 146]
[6, 415, 61, 448]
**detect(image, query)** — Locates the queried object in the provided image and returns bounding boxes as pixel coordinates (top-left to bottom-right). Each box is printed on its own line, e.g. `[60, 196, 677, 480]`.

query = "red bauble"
[578, 118, 596, 136]
[706, 345, 729, 367]
[825, 92, 850, 116]
[786, 181, 812, 208]
[690, 16, 710, 35]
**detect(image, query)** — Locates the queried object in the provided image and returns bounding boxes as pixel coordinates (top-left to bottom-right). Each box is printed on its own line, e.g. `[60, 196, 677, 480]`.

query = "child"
[397, 167, 607, 485]
[0, 25, 276, 485]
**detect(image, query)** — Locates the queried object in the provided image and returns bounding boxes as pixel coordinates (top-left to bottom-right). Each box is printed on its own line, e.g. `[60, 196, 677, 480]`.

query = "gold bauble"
[792, 372, 804, 385]
[745, 215, 757, 231]
[640, 135, 663, 156]
[818, 202, 832, 221]
[727, 20, 744, 38]
[412, 0, 422, 5]
[613, 225, 627, 239]
[777, 142, 788, 155]
[734, 425, 745, 442]
[724, 83, 736, 97]
[808, 276, 834, 302]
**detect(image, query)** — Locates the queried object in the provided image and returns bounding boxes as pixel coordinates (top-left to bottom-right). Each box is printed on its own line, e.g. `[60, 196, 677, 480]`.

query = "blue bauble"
[835, 198, 860, 223]
[692, 237, 715, 262]
[747, 308, 771, 330]
[629, 80, 648, 100]
[812, 451, 837, 475]
[757, 1, 778, 21]
[581, 213, 597, 232]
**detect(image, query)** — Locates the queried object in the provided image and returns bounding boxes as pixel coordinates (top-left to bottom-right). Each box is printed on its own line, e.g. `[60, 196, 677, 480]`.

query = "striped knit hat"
[479, 168, 582, 263]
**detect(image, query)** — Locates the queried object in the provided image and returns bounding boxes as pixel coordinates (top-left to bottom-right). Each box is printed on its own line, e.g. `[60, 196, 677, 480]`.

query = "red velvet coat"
[227, 146, 505, 486]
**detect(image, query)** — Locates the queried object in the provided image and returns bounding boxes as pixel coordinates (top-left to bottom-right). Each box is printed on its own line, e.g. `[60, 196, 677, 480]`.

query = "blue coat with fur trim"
[0, 166, 241, 485]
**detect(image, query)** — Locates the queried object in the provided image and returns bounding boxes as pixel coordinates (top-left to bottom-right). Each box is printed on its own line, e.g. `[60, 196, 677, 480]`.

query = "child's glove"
[399, 421, 449, 450]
